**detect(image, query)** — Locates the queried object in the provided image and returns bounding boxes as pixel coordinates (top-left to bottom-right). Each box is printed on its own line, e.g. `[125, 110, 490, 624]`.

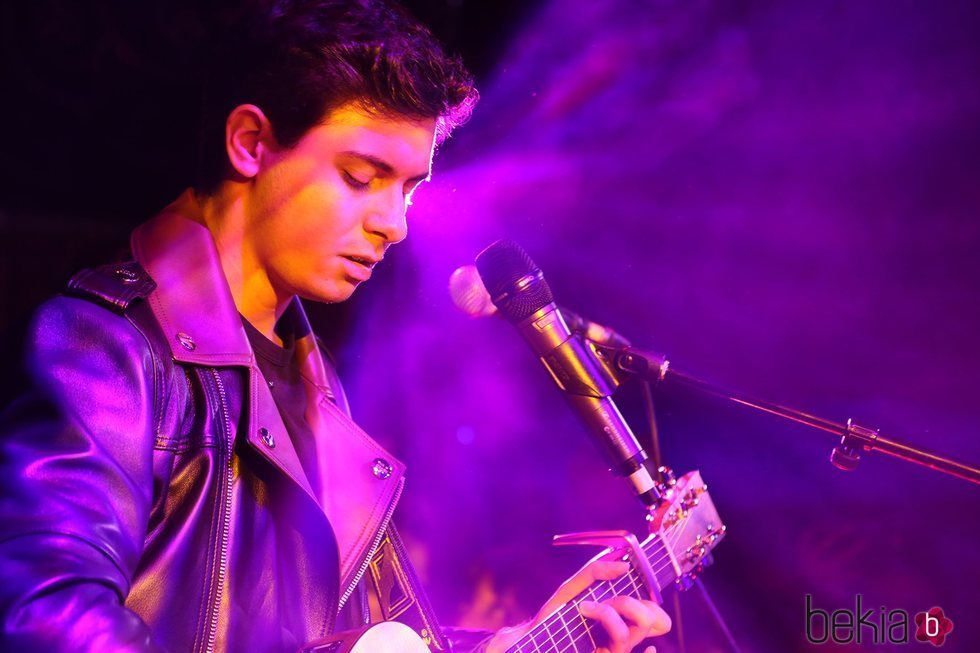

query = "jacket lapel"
[130, 208, 405, 586]
[287, 297, 407, 589]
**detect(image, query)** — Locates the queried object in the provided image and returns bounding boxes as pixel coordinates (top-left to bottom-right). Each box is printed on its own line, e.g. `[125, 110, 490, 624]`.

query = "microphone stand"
[595, 343, 980, 485]
[638, 382, 686, 653]
[640, 378, 743, 653]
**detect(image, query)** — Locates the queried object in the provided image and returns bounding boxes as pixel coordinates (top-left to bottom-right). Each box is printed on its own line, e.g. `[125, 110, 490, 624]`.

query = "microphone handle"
[516, 303, 659, 505]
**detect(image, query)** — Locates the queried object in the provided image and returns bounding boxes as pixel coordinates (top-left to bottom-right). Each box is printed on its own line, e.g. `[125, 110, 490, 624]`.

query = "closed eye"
[342, 170, 370, 190]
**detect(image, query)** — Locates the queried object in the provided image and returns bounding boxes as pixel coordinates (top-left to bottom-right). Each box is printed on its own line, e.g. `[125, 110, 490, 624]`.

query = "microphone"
[472, 241, 659, 506]
[450, 264, 633, 348]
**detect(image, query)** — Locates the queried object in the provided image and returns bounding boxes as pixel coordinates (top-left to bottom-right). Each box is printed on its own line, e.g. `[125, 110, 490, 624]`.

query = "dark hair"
[196, 0, 478, 194]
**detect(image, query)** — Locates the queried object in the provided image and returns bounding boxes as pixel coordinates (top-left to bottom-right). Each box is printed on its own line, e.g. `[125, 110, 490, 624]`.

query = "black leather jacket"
[0, 210, 409, 652]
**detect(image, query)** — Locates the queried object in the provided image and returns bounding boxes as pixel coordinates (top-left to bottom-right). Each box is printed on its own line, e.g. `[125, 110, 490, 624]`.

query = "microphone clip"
[589, 340, 671, 386]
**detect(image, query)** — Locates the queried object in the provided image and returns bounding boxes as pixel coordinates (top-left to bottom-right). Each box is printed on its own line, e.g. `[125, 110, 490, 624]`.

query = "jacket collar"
[131, 203, 406, 593]
[131, 205, 252, 366]
[130, 205, 342, 396]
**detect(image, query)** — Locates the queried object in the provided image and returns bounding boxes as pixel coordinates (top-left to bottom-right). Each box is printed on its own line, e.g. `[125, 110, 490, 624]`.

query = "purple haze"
[315, 1, 980, 650]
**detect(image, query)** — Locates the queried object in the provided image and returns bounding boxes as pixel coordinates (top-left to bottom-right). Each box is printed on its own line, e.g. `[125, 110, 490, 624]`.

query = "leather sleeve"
[0, 296, 166, 651]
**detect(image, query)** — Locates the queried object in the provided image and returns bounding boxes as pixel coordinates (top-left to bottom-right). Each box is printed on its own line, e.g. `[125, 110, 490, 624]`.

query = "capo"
[552, 530, 664, 604]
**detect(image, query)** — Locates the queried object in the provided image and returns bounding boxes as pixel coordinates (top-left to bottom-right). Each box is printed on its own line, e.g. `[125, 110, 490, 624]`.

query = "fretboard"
[505, 533, 678, 653]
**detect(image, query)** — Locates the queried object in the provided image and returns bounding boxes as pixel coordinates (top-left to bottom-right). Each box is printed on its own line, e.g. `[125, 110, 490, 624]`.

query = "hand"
[486, 559, 671, 653]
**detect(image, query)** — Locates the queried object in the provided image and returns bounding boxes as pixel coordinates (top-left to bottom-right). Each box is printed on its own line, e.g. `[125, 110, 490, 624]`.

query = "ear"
[224, 104, 277, 180]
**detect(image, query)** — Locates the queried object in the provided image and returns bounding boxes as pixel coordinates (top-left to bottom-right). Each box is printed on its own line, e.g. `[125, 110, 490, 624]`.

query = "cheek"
[258, 181, 345, 247]
[289, 183, 364, 245]
[257, 153, 333, 220]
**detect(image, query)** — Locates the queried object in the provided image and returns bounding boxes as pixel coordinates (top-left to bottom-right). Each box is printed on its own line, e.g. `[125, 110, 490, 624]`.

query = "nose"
[364, 187, 409, 245]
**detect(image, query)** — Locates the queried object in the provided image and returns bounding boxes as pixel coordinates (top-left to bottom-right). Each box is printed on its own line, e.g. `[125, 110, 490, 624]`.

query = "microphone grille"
[474, 240, 554, 322]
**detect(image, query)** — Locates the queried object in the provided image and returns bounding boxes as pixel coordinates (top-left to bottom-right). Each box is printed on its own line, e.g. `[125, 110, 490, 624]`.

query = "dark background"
[2, 1, 979, 651]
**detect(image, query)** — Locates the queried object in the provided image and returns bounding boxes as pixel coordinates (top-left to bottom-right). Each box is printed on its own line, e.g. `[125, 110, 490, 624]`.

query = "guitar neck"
[505, 533, 677, 653]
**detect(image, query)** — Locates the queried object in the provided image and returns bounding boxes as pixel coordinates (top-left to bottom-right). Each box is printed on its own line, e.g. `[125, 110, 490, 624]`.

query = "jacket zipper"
[336, 476, 405, 611]
[203, 369, 235, 653]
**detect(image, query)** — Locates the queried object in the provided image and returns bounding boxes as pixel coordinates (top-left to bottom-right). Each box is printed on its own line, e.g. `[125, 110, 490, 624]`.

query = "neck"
[169, 187, 289, 345]
[505, 533, 675, 653]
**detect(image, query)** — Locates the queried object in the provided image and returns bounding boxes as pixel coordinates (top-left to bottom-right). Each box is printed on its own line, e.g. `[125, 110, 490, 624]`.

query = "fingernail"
[578, 600, 596, 614]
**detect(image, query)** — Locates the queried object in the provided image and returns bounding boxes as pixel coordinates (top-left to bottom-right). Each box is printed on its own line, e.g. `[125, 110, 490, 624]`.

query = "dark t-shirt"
[241, 316, 322, 497]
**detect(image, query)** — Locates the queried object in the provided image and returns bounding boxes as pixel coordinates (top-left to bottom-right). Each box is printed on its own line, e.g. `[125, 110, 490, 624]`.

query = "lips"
[340, 253, 381, 281]
[342, 254, 380, 269]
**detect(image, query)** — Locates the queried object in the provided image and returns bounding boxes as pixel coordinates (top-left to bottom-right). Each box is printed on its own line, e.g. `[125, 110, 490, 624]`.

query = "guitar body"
[299, 621, 430, 653]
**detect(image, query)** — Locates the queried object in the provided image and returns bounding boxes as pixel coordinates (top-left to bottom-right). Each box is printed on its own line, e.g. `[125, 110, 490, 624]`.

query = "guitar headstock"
[646, 469, 726, 589]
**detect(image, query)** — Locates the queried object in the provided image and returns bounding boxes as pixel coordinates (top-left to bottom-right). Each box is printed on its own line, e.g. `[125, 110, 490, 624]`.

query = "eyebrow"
[341, 150, 431, 185]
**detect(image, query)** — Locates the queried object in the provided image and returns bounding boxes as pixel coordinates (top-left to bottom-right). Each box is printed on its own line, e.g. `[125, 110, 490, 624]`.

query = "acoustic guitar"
[302, 469, 725, 653]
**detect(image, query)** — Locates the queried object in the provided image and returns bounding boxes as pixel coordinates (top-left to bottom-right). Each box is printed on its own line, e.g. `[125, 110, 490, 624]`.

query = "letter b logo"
[915, 607, 953, 646]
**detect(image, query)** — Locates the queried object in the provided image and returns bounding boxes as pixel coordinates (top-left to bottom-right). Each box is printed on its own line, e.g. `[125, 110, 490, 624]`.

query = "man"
[0, 1, 669, 651]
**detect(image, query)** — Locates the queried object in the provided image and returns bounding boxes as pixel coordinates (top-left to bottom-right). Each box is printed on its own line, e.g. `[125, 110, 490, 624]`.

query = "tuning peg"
[703, 525, 727, 546]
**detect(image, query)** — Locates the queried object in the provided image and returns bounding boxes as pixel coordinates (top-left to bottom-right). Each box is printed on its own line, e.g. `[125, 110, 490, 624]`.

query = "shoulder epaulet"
[64, 261, 157, 314]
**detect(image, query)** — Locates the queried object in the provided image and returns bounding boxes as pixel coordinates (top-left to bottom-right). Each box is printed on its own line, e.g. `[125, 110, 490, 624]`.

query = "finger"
[539, 560, 630, 616]
[606, 596, 662, 641]
[643, 647, 656, 653]
[585, 559, 632, 581]
[579, 600, 630, 653]
[640, 600, 671, 636]
[601, 596, 672, 648]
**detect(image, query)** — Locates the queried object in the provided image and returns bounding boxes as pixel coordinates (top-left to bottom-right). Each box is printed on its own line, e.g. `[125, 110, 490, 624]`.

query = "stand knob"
[831, 441, 861, 471]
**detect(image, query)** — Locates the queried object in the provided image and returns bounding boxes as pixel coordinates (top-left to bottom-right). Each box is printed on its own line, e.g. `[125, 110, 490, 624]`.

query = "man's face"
[245, 103, 437, 304]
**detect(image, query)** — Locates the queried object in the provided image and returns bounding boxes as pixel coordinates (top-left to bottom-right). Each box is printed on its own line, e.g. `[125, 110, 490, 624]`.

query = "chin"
[302, 281, 359, 305]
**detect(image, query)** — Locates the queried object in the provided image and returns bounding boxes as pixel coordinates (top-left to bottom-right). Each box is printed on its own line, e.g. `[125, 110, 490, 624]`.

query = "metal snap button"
[371, 458, 392, 480]
[176, 332, 196, 351]
[259, 427, 275, 448]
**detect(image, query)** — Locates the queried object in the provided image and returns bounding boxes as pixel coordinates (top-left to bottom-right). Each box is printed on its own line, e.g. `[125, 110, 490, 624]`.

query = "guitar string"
[511, 565, 661, 653]
[513, 569, 667, 653]
[511, 513, 709, 653]
[517, 535, 678, 650]
[510, 544, 680, 653]
[507, 503, 710, 653]
[546, 508, 720, 652]
[549, 550, 693, 653]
